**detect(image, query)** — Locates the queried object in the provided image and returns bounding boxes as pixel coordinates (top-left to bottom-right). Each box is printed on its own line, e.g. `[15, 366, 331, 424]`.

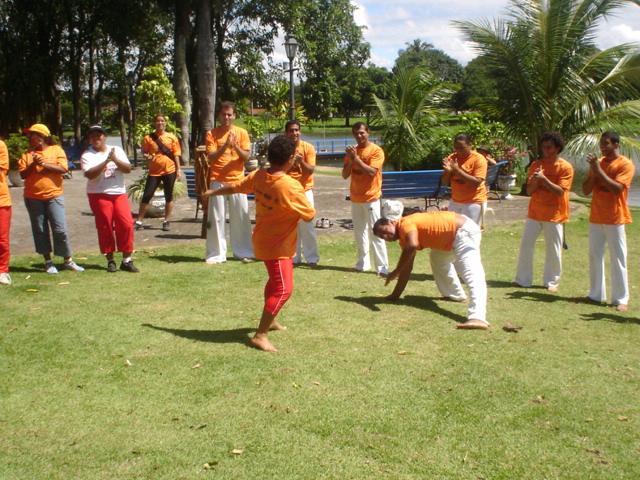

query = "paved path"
[6, 166, 584, 257]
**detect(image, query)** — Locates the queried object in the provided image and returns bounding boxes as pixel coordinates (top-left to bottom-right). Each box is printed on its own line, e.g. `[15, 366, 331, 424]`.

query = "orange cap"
[23, 123, 51, 137]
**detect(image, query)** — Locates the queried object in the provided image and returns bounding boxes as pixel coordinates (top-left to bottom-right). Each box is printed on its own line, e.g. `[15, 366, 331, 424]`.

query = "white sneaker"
[45, 262, 58, 275]
[0, 272, 11, 285]
[62, 260, 85, 272]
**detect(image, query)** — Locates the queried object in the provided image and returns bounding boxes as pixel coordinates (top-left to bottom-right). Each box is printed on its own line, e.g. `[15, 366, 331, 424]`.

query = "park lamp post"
[284, 35, 298, 121]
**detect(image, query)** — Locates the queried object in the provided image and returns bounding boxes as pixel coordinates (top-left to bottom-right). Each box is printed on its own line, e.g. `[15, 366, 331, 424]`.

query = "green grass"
[1, 213, 639, 479]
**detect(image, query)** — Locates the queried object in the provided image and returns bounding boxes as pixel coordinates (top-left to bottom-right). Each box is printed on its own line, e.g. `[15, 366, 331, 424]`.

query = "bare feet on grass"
[456, 318, 490, 330]
[269, 321, 287, 331]
[249, 334, 278, 352]
[547, 285, 559, 293]
[615, 304, 628, 312]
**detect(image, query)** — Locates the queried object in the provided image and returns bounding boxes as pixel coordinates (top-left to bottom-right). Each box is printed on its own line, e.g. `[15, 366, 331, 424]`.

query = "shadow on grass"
[506, 290, 596, 305]
[11, 262, 104, 273]
[308, 264, 433, 281]
[334, 294, 465, 322]
[155, 234, 202, 240]
[580, 312, 640, 325]
[142, 323, 254, 344]
[150, 255, 203, 263]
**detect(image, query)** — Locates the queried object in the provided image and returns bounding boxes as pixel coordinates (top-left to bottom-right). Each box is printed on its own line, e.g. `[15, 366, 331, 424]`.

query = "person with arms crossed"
[81, 125, 139, 273]
[342, 122, 388, 275]
[515, 132, 574, 292]
[203, 136, 315, 352]
[374, 211, 489, 330]
[0, 137, 11, 285]
[204, 101, 254, 264]
[285, 120, 319, 266]
[582, 131, 635, 312]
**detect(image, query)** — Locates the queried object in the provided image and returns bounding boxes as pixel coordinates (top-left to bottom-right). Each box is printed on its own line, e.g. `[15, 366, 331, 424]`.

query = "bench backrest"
[381, 170, 448, 199]
[183, 168, 198, 199]
[487, 160, 509, 189]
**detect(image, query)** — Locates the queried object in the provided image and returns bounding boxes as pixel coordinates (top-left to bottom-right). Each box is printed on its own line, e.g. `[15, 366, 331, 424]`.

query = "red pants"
[263, 258, 294, 316]
[88, 193, 134, 254]
[0, 206, 11, 273]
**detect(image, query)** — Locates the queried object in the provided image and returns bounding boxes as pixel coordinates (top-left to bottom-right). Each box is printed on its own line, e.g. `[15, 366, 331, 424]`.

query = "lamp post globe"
[284, 35, 298, 120]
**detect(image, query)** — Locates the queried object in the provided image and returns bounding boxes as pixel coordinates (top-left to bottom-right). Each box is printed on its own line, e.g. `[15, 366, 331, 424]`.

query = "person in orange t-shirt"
[342, 122, 388, 274]
[285, 119, 319, 265]
[203, 135, 315, 352]
[18, 124, 84, 274]
[515, 132, 574, 292]
[373, 211, 489, 329]
[582, 131, 635, 311]
[441, 134, 488, 227]
[136, 114, 182, 232]
[204, 101, 254, 264]
[0, 137, 11, 285]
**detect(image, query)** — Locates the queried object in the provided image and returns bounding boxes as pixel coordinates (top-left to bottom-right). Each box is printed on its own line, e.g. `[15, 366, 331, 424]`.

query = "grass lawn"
[1, 212, 639, 479]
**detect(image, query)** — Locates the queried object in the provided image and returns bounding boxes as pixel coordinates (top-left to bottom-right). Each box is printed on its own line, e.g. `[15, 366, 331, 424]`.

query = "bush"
[4, 133, 29, 170]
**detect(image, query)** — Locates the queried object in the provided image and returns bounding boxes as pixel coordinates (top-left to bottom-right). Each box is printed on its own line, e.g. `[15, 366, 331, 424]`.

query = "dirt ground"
[6, 165, 585, 257]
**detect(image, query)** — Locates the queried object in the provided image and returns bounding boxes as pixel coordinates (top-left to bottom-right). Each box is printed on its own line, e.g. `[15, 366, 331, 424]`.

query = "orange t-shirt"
[206, 125, 251, 184]
[18, 145, 68, 200]
[287, 140, 316, 191]
[398, 211, 459, 252]
[232, 169, 315, 260]
[142, 132, 181, 176]
[589, 155, 635, 225]
[0, 140, 10, 207]
[527, 158, 574, 223]
[447, 150, 488, 204]
[344, 142, 384, 203]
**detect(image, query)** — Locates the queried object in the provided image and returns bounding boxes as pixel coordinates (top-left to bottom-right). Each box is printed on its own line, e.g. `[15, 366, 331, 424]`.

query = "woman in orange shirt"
[0, 137, 11, 285]
[203, 135, 315, 352]
[18, 124, 84, 274]
[135, 114, 181, 232]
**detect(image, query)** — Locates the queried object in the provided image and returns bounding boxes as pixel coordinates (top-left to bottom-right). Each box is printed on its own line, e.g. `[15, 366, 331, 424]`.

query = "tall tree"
[394, 40, 464, 84]
[195, 0, 216, 141]
[173, 0, 193, 164]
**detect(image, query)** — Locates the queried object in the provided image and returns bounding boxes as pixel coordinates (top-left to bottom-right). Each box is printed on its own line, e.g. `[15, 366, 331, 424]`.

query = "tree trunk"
[214, 15, 230, 100]
[88, 38, 96, 123]
[196, 0, 216, 140]
[174, 0, 193, 165]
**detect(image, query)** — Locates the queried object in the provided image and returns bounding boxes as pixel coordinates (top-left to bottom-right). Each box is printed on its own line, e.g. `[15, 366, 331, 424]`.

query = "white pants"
[448, 200, 485, 227]
[515, 219, 563, 289]
[205, 181, 254, 262]
[429, 220, 487, 322]
[589, 223, 629, 305]
[294, 190, 319, 264]
[351, 200, 388, 274]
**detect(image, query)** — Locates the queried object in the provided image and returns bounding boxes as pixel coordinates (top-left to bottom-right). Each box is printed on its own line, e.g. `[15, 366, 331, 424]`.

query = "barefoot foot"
[547, 285, 559, 293]
[615, 303, 628, 312]
[456, 318, 490, 330]
[269, 321, 287, 331]
[249, 335, 278, 352]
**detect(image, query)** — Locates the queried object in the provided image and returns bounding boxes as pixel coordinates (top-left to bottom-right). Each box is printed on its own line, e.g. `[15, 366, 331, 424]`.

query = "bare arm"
[385, 230, 418, 300]
[586, 155, 624, 194]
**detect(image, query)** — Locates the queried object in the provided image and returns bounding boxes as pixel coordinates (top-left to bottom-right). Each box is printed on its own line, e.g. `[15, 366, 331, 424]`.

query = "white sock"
[123, 256, 132, 263]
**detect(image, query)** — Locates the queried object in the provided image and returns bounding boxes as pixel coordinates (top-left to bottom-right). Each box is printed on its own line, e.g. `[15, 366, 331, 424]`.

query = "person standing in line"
[342, 122, 388, 275]
[441, 134, 488, 227]
[285, 120, 319, 266]
[135, 114, 181, 232]
[204, 101, 254, 264]
[582, 131, 635, 312]
[81, 125, 139, 273]
[18, 124, 84, 274]
[0, 137, 11, 285]
[515, 132, 574, 292]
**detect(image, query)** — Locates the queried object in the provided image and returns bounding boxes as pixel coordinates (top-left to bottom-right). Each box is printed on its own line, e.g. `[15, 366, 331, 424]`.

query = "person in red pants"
[0, 137, 11, 285]
[203, 135, 316, 352]
[81, 125, 139, 273]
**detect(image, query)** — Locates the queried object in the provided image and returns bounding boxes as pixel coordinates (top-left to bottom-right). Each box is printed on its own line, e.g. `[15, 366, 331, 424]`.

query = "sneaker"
[162, 221, 170, 232]
[63, 261, 85, 272]
[120, 260, 139, 273]
[107, 260, 117, 273]
[321, 218, 331, 229]
[135, 221, 145, 231]
[240, 257, 253, 264]
[45, 262, 58, 275]
[0, 272, 11, 285]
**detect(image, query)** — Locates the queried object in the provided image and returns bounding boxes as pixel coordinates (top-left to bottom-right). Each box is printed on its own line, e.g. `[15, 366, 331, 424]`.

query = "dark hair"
[351, 122, 369, 133]
[454, 133, 472, 144]
[268, 135, 296, 166]
[218, 101, 236, 114]
[373, 217, 393, 235]
[539, 131, 565, 153]
[601, 131, 620, 145]
[285, 120, 301, 132]
[153, 114, 166, 122]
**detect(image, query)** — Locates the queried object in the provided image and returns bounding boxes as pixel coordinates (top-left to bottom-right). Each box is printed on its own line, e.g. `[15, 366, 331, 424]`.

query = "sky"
[351, 0, 640, 67]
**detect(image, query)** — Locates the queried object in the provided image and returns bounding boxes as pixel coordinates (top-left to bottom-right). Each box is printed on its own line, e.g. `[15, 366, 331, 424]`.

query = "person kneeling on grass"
[373, 211, 489, 330]
[202, 135, 316, 352]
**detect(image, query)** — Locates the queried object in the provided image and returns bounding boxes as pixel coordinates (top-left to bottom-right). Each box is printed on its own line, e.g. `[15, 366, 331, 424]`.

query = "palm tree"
[455, 0, 640, 160]
[372, 66, 453, 170]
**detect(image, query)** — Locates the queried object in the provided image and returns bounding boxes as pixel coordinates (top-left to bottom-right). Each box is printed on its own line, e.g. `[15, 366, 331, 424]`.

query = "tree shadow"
[150, 254, 204, 264]
[142, 323, 254, 345]
[580, 312, 640, 325]
[334, 294, 465, 323]
[505, 290, 595, 305]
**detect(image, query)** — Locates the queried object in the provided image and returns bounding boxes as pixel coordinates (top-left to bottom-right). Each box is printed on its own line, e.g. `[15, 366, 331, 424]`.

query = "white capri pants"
[448, 200, 485, 228]
[588, 223, 629, 306]
[294, 190, 319, 264]
[351, 199, 388, 274]
[515, 219, 563, 289]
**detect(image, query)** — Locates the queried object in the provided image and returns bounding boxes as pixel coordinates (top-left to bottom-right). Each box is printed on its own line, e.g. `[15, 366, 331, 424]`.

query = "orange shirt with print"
[0, 140, 10, 207]
[590, 155, 635, 225]
[206, 125, 251, 184]
[447, 150, 488, 204]
[527, 158, 574, 223]
[344, 142, 384, 203]
[232, 169, 315, 260]
[287, 140, 316, 191]
[142, 132, 181, 176]
[398, 211, 459, 252]
[18, 145, 68, 200]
